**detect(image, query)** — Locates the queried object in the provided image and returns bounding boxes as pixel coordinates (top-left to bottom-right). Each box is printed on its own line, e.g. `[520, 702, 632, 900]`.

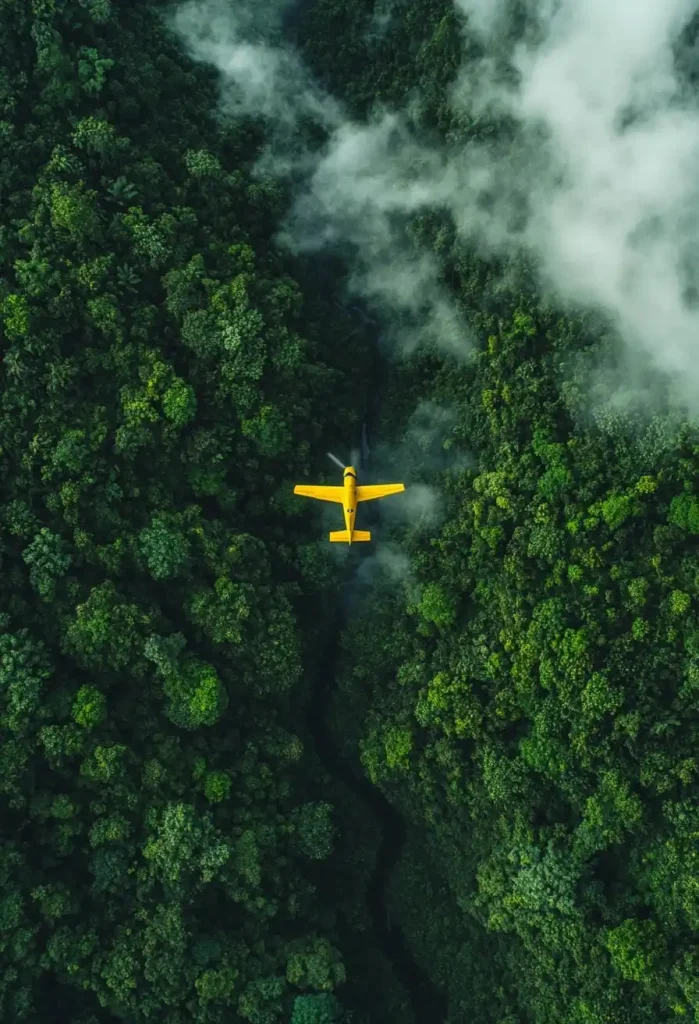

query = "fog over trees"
[3, 1, 699, 1022]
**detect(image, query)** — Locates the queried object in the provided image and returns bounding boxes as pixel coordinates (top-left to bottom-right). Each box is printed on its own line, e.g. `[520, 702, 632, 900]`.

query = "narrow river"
[306, 600, 448, 1024]
[300, 317, 447, 1022]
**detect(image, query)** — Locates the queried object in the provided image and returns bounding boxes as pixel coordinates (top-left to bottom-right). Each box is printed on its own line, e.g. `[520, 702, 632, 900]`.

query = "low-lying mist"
[171, 0, 699, 463]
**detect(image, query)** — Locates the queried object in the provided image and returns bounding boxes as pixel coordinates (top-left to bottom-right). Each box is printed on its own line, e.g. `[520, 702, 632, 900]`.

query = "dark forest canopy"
[3, 1, 699, 1024]
[0, 2, 371, 1022]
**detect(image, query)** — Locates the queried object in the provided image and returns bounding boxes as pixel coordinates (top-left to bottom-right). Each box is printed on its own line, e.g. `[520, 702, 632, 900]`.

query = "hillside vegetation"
[0, 3, 373, 1022]
[297, 1, 699, 1022]
[3, 2, 699, 1024]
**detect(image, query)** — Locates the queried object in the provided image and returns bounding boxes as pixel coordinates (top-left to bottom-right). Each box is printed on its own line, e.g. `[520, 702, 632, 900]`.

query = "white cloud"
[171, 0, 699, 416]
[452, 0, 699, 413]
[172, 0, 341, 134]
[172, 0, 473, 360]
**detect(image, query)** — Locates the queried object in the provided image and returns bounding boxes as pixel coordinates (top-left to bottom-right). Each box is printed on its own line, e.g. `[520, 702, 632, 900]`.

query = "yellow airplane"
[293, 465, 405, 543]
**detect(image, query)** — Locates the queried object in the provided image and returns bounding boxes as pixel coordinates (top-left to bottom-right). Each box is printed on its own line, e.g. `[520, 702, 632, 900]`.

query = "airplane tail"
[329, 529, 372, 543]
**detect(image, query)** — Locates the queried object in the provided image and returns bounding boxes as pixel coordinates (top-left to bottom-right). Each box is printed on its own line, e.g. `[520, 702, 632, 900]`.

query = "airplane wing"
[356, 484, 405, 502]
[294, 485, 344, 503]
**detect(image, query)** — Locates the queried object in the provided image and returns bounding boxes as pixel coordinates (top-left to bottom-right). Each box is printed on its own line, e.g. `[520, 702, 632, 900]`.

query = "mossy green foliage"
[0, 2, 373, 1021]
[336, 306, 699, 1023]
[6, 0, 699, 1022]
[300, 3, 699, 1021]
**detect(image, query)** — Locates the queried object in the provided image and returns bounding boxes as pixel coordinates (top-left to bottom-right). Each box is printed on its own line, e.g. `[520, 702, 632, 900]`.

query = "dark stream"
[301, 319, 447, 1022]
[306, 602, 448, 1024]
[270, 40, 448, 1000]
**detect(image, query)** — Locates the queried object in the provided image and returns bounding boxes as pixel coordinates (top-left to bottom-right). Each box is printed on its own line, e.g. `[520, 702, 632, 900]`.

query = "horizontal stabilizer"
[329, 529, 372, 543]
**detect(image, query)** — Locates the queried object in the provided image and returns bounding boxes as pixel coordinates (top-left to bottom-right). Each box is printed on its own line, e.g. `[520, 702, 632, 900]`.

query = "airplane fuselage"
[343, 466, 357, 540]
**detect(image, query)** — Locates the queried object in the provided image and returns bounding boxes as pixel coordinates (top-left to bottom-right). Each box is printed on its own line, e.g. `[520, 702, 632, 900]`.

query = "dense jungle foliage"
[297, 1, 699, 1023]
[0, 2, 378, 1022]
[4, 1, 699, 1024]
